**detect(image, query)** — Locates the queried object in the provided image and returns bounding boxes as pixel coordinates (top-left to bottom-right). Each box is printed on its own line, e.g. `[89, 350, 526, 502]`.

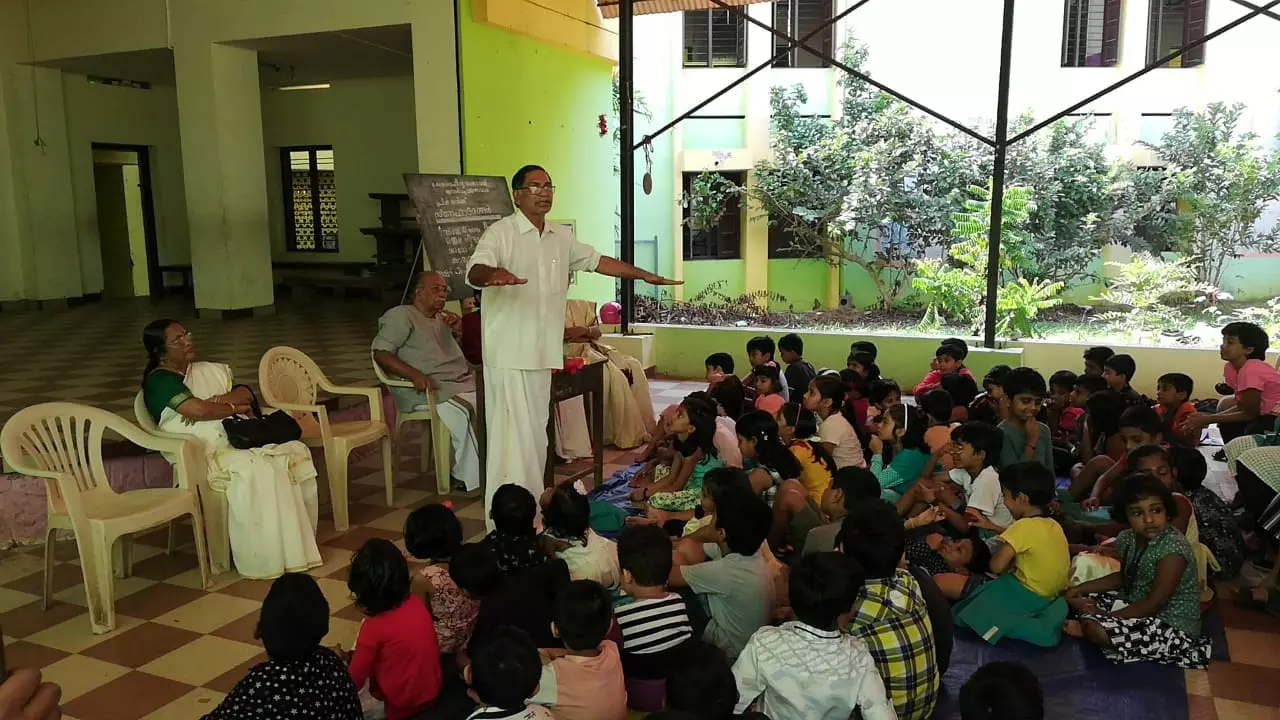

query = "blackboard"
[404, 173, 514, 300]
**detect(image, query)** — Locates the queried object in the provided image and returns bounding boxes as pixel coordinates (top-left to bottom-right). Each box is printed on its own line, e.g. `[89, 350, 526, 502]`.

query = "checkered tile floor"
[2, 299, 1279, 718]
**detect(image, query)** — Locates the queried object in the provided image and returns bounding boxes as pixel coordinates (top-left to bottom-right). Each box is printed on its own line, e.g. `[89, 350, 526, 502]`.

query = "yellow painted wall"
[261, 78, 419, 264]
[63, 76, 189, 293]
[472, 0, 617, 61]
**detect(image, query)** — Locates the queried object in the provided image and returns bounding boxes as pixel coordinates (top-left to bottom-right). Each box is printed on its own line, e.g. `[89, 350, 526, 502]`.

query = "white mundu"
[467, 211, 601, 522]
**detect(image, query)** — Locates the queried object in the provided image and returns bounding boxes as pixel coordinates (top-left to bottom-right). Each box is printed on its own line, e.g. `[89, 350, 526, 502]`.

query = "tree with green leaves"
[1140, 102, 1280, 290]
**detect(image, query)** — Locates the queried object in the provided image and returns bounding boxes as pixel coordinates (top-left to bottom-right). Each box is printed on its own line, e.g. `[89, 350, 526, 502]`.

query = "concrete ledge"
[601, 331, 655, 371]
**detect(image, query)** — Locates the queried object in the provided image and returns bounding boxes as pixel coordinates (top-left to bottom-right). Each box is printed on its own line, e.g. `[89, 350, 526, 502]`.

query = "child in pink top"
[528, 580, 627, 720]
[1185, 322, 1280, 442]
[345, 539, 441, 720]
[752, 363, 786, 416]
[404, 504, 480, 656]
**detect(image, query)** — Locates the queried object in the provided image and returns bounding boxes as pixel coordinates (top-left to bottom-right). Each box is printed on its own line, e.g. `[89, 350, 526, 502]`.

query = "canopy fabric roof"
[597, 0, 772, 19]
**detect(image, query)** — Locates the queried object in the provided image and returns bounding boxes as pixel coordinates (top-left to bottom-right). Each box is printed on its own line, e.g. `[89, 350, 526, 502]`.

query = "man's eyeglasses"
[519, 183, 555, 195]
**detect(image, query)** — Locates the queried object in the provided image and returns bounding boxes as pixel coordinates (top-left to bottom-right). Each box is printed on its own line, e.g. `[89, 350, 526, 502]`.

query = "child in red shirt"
[345, 538, 442, 720]
[1154, 372, 1199, 447]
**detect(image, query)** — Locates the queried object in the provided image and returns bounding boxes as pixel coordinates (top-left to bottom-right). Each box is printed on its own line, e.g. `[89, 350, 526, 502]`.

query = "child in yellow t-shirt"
[953, 462, 1070, 647]
[776, 402, 836, 504]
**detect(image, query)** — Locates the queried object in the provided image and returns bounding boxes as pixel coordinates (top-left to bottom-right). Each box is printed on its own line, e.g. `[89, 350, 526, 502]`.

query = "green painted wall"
[767, 258, 828, 311]
[457, 0, 617, 305]
[683, 259, 746, 301]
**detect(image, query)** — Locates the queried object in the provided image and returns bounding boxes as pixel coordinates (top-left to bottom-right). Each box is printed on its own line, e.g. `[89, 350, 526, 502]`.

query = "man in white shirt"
[466, 165, 677, 523]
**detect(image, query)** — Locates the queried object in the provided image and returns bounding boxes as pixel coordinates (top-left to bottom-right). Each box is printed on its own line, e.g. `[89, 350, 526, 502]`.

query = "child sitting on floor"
[1103, 353, 1145, 406]
[1082, 346, 1115, 377]
[998, 368, 1055, 471]
[464, 627, 556, 719]
[804, 374, 866, 470]
[941, 373, 980, 424]
[744, 336, 788, 401]
[919, 388, 959, 470]
[486, 485, 545, 575]
[1064, 474, 1211, 668]
[905, 532, 992, 601]
[913, 342, 975, 397]
[969, 365, 1012, 426]
[954, 462, 1070, 647]
[1155, 372, 1199, 447]
[1047, 370, 1085, 447]
[802, 466, 883, 555]
[456, 542, 569, 652]
[669, 491, 777, 660]
[664, 640, 745, 720]
[778, 333, 816, 403]
[848, 351, 881, 383]
[865, 378, 902, 428]
[838, 369, 872, 431]
[958, 661, 1044, 720]
[867, 403, 936, 502]
[750, 363, 786, 416]
[1127, 446, 1221, 602]
[952, 421, 1010, 535]
[1168, 444, 1244, 579]
[732, 552, 895, 720]
[345, 538, 441, 720]
[1076, 405, 1168, 508]
[206, 573, 361, 719]
[776, 402, 835, 504]
[528, 580, 627, 720]
[614, 525, 694, 679]
[736, 410, 802, 503]
[541, 484, 621, 592]
[633, 395, 725, 512]
[1071, 374, 1110, 462]
[404, 504, 480, 658]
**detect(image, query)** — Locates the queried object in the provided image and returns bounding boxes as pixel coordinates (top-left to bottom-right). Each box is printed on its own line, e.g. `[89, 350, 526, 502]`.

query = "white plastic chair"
[1, 402, 212, 634]
[258, 346, 393, 531]
[372, 354, 452, 495]
[133, 392, 232, 575]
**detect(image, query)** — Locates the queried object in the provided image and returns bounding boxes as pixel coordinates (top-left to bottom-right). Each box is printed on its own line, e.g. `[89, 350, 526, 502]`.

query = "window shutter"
[773, 0, 792, 66]
[1100, 0, 1122, 66]
[683, 12, 710, 66]
[1182, 0, 1208, 67]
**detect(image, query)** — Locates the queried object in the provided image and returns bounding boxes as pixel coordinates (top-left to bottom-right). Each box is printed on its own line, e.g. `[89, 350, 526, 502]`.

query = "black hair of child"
[941, 372, 980, 407]
[1118, 405, 1164, 436]
[958, 660, 1044, 720]
[544, 484, 591, 544]
[553, 579, 613, 651]
[851, 340, 879, 360]
[1103, 353, 1137, 382]
[490, 484, 537, 537]
[1169, 444, 1208, 490]
[1157, 372, 1194, 398]
[737, 409, 803, 479]
[1223, 321, 1270, 360]
[708, 376, 745, 419]
[941, 337, 970, 359]
[880, 404, 930, 465]
[951, 421, 1002, 469]
[1085, 391, 1129, 439]
[348, 538, 412, 616]
[839, 368, 871, 399]
[751, 362, 782, 390]
[1110, 472, 1180, 524]
[714, 491, 772, 556]
[469, 626, 544, 711]
[617, 524, 674, 587]
[1003, 367, 1048, 399]
[966, 533, 994, 574]
[851, 352, 881, 381]
[920, 388, 955, 424]
[868, 378, 901, 406]
[1083, 346, 1115, 365]
[665, 639, 739, 720]
[705, 352, 735, 375]
[936, 344, 966, 363]
[449, 542, 504, 597]
[839, 500, 906, 579]
[257, 573, 330, 662]
[1074, 374, 1109, 395]
[676, 394, 720, 457]
[983, 364, 1013, 387]
[746, 335, 776, 359]
[831, 466, 882, 510]
[790, 551, 865, 630]
[403, 503, 462, 562]
[1049, 370, 1078, 393]
[998, 461, 1056, 511]
[1125, 444, 1170, 474]
[778, 332, 803, 355]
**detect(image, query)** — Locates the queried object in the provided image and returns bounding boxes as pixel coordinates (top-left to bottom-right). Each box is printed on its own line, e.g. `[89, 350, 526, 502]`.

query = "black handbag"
[222, 386, 303, 449]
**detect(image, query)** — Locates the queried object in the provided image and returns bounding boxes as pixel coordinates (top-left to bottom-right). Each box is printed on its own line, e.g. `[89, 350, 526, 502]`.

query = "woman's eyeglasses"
[167, 331, 194, 346]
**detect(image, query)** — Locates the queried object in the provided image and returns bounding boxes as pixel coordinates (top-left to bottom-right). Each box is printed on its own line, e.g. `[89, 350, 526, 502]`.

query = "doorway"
[91, 143, 161, 298]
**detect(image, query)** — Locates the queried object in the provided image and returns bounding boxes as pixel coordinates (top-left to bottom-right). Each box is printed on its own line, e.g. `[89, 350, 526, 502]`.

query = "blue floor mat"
[931, 629, 1188, 720]
[589, 462, 644, 514]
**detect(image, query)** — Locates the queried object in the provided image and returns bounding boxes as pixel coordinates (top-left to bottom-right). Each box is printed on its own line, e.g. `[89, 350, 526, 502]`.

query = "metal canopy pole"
[1008, 0, 1280, 146]
[620, 0, 636, 331]
[984, 0, 1016, 349]
[635, 0, 876, 151]
[709, 0, 995, 147]
[1228, 0, 1280, 23]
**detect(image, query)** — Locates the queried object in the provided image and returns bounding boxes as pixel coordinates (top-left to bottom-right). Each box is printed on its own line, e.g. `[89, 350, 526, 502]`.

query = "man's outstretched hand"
[481, 268, 527, 286]
[642, 273, 682, 286]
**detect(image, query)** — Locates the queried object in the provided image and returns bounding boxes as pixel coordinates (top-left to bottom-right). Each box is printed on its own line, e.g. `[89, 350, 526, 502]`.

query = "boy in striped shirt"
[613, 525, 694, 678]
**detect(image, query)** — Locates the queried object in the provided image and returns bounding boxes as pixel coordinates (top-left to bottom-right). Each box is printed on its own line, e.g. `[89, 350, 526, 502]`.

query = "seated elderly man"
[372, 271, 480, 492]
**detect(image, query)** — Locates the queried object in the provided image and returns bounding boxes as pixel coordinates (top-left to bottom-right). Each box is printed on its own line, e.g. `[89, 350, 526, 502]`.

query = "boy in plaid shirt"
[839, 500, 940, 720]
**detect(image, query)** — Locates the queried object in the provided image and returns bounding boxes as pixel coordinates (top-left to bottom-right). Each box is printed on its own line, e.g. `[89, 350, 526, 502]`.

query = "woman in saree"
[140, 319, 322, 580]
[557, 299, 656, 451]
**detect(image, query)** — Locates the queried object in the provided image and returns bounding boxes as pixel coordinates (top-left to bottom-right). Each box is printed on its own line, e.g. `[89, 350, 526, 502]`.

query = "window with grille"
[772, 0, 834, 68]
[282, 146, 339, 252]
[1062, 0, 1123, 67]
[683, 171, 745, 260]
[1147, 0, 1208, 67]
[683, 10, 747, 68]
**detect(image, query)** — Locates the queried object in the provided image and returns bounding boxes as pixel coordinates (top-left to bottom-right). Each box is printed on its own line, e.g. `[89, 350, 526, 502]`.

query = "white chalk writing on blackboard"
[404, 173, 515, 300]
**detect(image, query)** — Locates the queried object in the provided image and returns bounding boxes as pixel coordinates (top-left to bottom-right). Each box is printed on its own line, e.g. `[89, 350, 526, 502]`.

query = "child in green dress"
[632, 395, 724, 515]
